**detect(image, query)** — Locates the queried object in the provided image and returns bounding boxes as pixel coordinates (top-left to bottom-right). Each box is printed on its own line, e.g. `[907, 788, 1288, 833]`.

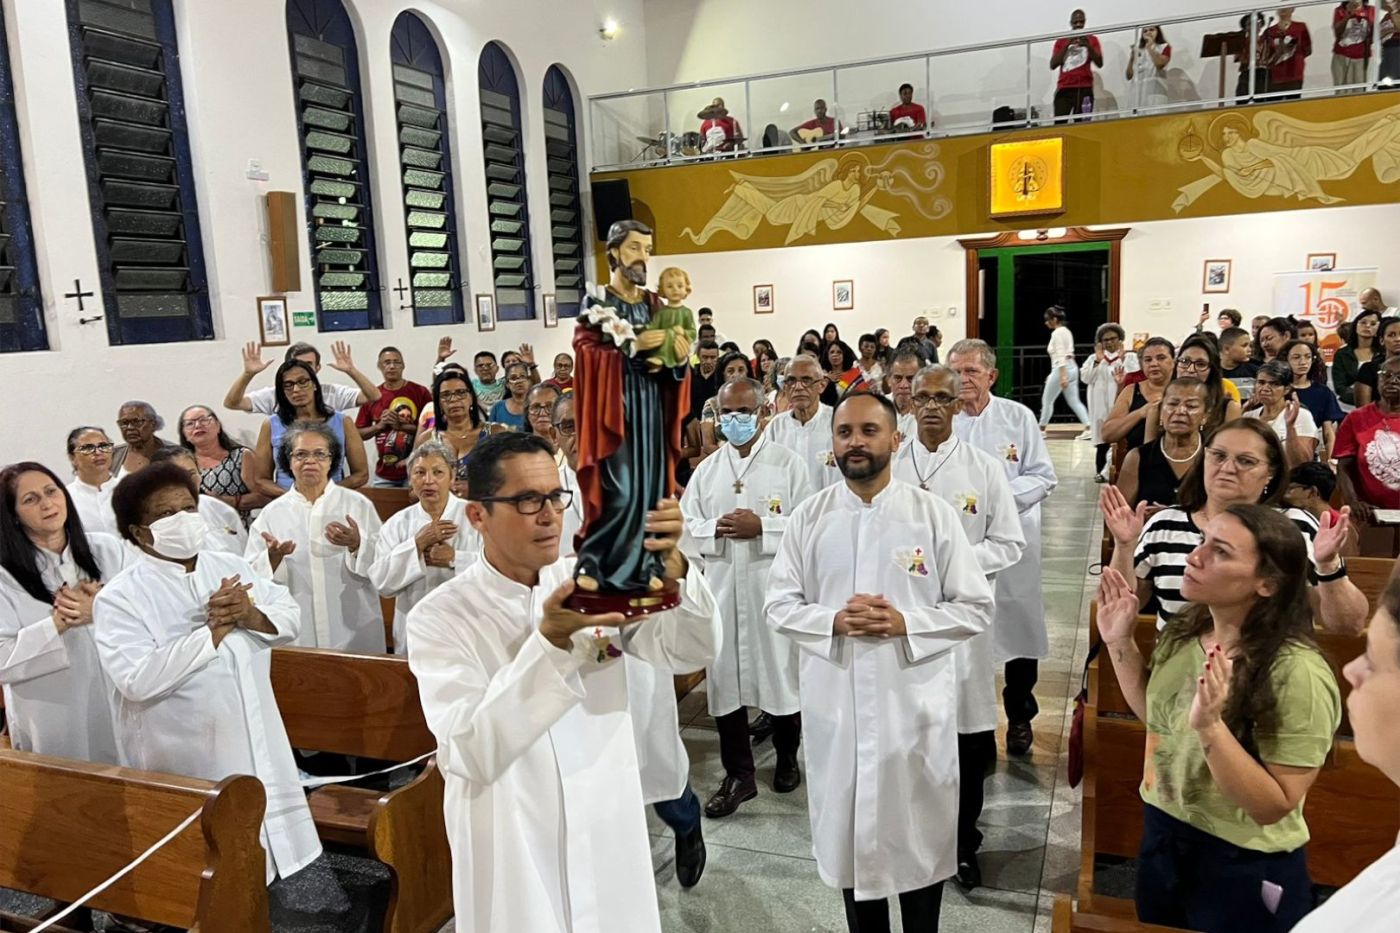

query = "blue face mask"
[719, 412, 759, 446]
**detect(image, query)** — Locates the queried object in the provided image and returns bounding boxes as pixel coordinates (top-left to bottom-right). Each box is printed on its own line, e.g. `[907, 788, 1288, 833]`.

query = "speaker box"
[591, 179, 631, 241]
[265, 191, 301, 293]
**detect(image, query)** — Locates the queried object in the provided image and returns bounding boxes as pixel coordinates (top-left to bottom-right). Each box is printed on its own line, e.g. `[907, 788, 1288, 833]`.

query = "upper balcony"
[587, 0, 1400, 172]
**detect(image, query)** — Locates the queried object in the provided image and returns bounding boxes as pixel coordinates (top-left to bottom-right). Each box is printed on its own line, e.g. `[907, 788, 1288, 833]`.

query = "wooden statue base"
[566, 577, 682, 619]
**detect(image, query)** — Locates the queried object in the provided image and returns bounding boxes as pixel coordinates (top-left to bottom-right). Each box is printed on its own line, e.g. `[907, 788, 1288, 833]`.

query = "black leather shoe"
[749, 711, 776, 745]
[674, 825, 706, 887]
[773, 752, 802, 793]
[1006, 721, 1034, 757]
[704, 776, 757, 818]
[955, 853, 982, 891]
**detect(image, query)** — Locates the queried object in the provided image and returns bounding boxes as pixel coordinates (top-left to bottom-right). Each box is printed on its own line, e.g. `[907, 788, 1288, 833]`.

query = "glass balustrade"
[588, 0, 1399, 171]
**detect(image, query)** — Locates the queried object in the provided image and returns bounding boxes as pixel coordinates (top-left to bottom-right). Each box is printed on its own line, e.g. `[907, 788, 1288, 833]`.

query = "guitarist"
[788, 98, 842, 147]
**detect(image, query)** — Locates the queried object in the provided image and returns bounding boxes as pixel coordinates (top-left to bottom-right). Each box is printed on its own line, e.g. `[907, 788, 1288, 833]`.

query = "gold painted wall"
[594, 95, 1400, 260]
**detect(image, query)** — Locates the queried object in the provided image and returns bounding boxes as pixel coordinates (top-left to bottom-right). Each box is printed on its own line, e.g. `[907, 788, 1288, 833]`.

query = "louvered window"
[67, 0, 211, 345]
[478, 42, 533, 321]
[0, 8, 43, 352]
[390, 13, 462, 327]
[542, 66, 584, 319]
[286, 0, 382, 331]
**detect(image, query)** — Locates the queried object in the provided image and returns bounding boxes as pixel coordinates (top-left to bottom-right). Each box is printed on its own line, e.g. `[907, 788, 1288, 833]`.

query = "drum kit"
[630, 100, 747, 161]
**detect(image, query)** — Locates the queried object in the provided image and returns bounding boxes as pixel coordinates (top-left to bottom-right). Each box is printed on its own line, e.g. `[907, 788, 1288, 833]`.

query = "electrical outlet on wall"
[245, 159, 269, 182]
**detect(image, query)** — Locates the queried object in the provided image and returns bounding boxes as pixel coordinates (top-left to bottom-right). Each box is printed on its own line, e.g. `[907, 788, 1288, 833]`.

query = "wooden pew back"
[358, 486, 414, 523]
[1052, 894, 1190, 932]
[0, 750, 269, 932]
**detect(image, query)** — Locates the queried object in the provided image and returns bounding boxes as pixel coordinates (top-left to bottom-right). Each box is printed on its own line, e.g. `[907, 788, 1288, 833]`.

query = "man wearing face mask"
[681, 378, 815, 817]
[93, 463, 321, 882]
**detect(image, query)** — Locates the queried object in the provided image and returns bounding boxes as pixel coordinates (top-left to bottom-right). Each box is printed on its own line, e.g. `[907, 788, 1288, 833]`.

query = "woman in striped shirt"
[1101, 418, 1367, 635]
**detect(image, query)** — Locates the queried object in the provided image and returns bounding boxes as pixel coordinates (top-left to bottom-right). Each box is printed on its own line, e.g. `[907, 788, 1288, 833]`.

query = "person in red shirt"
[1264, 7, 1313, 98]
[1050, 9, 1103, 120]
[356, 346, 432, 487]
[543, 352, 574, 392]
[888, 83, 927, 132]
[698, 97, 743, 153]
[788, 99, 843, 146]
[1336, 353, 1400, 522]
[1332, 0, 1376, 88]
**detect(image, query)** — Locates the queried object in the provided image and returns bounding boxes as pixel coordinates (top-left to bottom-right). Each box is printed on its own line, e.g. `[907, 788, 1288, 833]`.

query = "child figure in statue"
[643, 267, 699, 372]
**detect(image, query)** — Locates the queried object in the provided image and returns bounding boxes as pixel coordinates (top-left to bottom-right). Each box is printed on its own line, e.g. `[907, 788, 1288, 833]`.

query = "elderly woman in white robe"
[93, 462, 321, 881]
[369, 442, 479, 652]
[0, 461, 130, 762]
[247, 420, 384, 653]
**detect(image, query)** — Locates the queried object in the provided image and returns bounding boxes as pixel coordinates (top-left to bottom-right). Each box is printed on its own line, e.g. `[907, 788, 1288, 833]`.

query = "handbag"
[1067, 640, 1102, 789]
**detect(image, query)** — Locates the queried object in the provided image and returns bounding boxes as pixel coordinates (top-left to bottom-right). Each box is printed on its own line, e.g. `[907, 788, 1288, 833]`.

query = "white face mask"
[146, 509, 206, 560]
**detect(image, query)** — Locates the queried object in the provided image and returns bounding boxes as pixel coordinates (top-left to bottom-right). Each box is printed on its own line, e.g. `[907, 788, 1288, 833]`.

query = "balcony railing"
[588, 0, 1399, 172]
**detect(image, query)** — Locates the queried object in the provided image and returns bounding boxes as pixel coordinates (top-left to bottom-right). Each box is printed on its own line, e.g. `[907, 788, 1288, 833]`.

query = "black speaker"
[591, 179, 632, 241]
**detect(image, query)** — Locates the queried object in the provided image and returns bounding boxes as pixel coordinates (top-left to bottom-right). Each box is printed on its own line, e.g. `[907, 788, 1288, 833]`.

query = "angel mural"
[1171, 105, 1400, 213]
[680, 145, 952, 247]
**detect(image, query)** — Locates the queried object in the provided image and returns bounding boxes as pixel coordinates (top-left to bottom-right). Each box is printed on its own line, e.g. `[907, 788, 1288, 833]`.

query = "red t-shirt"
[1334, 405, 1400, 509]
[1054, 34, 1102, 89]
[356, 382, 433, 482]
[797, 116, 841, 136]
[700, 116, 742, 139]
[544, 377, 574, 392]
[1264, 21, 1312, 82]
[1333, 5, 1375, 59]
[889, 102, 926, 127]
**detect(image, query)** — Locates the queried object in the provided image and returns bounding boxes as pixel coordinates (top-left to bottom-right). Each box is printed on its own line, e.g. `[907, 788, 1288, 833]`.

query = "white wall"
[656, 204, 1400, 358]
[2, 0, 647, 466]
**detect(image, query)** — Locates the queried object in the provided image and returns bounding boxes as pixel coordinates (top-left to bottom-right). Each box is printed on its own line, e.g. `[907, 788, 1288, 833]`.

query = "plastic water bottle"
[1081, 95, 1094, 114]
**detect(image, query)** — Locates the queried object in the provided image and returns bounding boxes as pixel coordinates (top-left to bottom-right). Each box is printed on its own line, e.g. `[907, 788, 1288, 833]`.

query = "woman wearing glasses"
[246, 421, 384, 652]
[415, 368, 501, 499]
[1115, 378, 1209, 510]
[110, 401, 171, 477]
[1170, 335, 1240, 434]
[177, 404, 267, 521]
[64, 426, 120, 536]
[246, 360, 368, 498]
[1244, 360, 1321, 467]
[1101, 418, 1367, 636]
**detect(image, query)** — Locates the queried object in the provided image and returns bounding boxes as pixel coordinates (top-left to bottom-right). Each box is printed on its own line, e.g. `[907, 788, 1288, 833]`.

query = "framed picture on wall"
[1202, 260, 1232, 294]
[753, 284, 774, 314]
[832, 279, 855, 311]
[257, 296, 289, 347]
[543, 294, 558, 328]
[1307, 252, 1337, 272]
[475, 293, 496, 332]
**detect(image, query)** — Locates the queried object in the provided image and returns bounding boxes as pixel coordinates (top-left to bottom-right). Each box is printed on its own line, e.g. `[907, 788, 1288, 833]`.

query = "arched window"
[67, 0, 209, 345]
[286, 0, 382, 331]
[478, 42, 533, 321]
[390, 12, 463, 327]
[542, 66, 584, 320]
[0, 7, 42, 352]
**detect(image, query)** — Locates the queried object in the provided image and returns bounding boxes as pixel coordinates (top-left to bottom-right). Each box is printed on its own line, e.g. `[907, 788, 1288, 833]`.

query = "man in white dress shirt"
[224, 340, 378, 415]
[947, 339, 1058, 758]
[406, 433, 720, 931]
[766, 391, 993, 932]
[765, 354, 839, 491]
[891, 366, 1026, 890]
[681, 378, 814, 819]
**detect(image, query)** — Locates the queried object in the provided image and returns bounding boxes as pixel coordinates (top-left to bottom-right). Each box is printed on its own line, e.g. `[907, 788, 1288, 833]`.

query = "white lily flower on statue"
[603, 316, 637, 349]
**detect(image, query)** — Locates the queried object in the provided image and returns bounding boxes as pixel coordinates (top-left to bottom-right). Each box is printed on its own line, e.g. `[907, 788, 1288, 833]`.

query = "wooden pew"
[1052, 895, 1189, 933]
[0, 749, 269, 932]
[270, 647, 450, 933]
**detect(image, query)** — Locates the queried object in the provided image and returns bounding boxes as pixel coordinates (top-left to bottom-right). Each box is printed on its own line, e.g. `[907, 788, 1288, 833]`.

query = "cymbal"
[697, 104, 728, 119]
[636, 134, 666, 145]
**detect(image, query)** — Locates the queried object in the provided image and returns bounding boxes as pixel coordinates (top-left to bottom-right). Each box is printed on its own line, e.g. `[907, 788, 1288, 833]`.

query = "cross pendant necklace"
[915, 438, 957, 490]
[728, 440, 762, 494]
[734, 479, 745, 493]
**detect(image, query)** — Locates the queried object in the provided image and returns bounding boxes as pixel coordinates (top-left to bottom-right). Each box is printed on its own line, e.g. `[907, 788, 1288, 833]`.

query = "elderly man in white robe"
[891, 365, 1026, 892]
[681, 377, 814, 819]
[886, 347, 924, 440]
[766, 391, 994, 932]
[406, 432, 721, 931]
[151, 445, 247, 555]
[947, 338, 1058, 758]
[247, 420, 385, 653]
[369, 442, 480, 652]
[765, 354, 840, 490]
[94, 462, 321, 882]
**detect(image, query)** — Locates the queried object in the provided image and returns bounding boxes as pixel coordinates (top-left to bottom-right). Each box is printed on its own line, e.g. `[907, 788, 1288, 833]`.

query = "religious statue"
[570, 220, 691, 615]
[642, 267, 698, 372]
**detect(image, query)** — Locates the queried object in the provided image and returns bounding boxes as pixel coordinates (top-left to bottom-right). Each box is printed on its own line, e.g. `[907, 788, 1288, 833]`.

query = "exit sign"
[292, 311, 315, 327]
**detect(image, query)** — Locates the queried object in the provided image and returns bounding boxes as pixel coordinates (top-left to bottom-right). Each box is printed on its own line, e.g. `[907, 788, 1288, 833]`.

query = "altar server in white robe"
[681, 378, 814, 819]
[947, 338, 1058, 758]
[93, 462, 321, 881]
[766, 392, 994, 931]
[64, 426, 121, 537]
[765, 354, 840, 490]
[0, 462, 131, 762]
[150, 445, 246, 555]
[552, 391, 710, 886]
[892, 366, 1025, 892]
[369, 442, 479, 652]
[406, 433, 720, 932]
[247, 420, 384, 653]
[886, 348, 924, 442]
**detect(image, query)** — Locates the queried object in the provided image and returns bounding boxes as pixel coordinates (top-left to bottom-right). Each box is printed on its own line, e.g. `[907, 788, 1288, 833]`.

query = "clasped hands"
[51, 581, 101, 634]
[415, 518, 459, 569]
[206, 575, 262, 645]
[834, 594, 907, 638]
[716, 509, 762, 540]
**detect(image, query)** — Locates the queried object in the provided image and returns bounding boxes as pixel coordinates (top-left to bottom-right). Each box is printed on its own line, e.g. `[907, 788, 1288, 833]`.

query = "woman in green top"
[1097, 504, 1341, 932]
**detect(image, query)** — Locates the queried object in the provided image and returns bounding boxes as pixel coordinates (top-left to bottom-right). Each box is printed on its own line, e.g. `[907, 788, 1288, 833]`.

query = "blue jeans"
[652, 782, 701, 837]
[1040, 360, 1091, 426]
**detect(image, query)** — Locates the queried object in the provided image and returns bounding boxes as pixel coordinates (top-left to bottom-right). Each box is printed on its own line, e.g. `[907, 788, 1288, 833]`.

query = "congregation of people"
[5, 267, 1400, 932]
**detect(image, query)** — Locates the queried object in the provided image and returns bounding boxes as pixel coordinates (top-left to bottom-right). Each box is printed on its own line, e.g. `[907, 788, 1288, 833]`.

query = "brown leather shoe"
[1006, 721, 1034, 757]
[703, 775, 757, 818]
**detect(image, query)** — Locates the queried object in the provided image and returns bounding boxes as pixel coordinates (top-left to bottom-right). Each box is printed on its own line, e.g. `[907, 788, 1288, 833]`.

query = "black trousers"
[1095, 442, 1110, 474]
[1002, 658, 1039, 724]
[1136, 804, 1312, 933]
[842, 882, 944, 932]
[957, 731, 995, 857]
[716, 708, 800, 781]
[1053, 87, 1093, 120]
